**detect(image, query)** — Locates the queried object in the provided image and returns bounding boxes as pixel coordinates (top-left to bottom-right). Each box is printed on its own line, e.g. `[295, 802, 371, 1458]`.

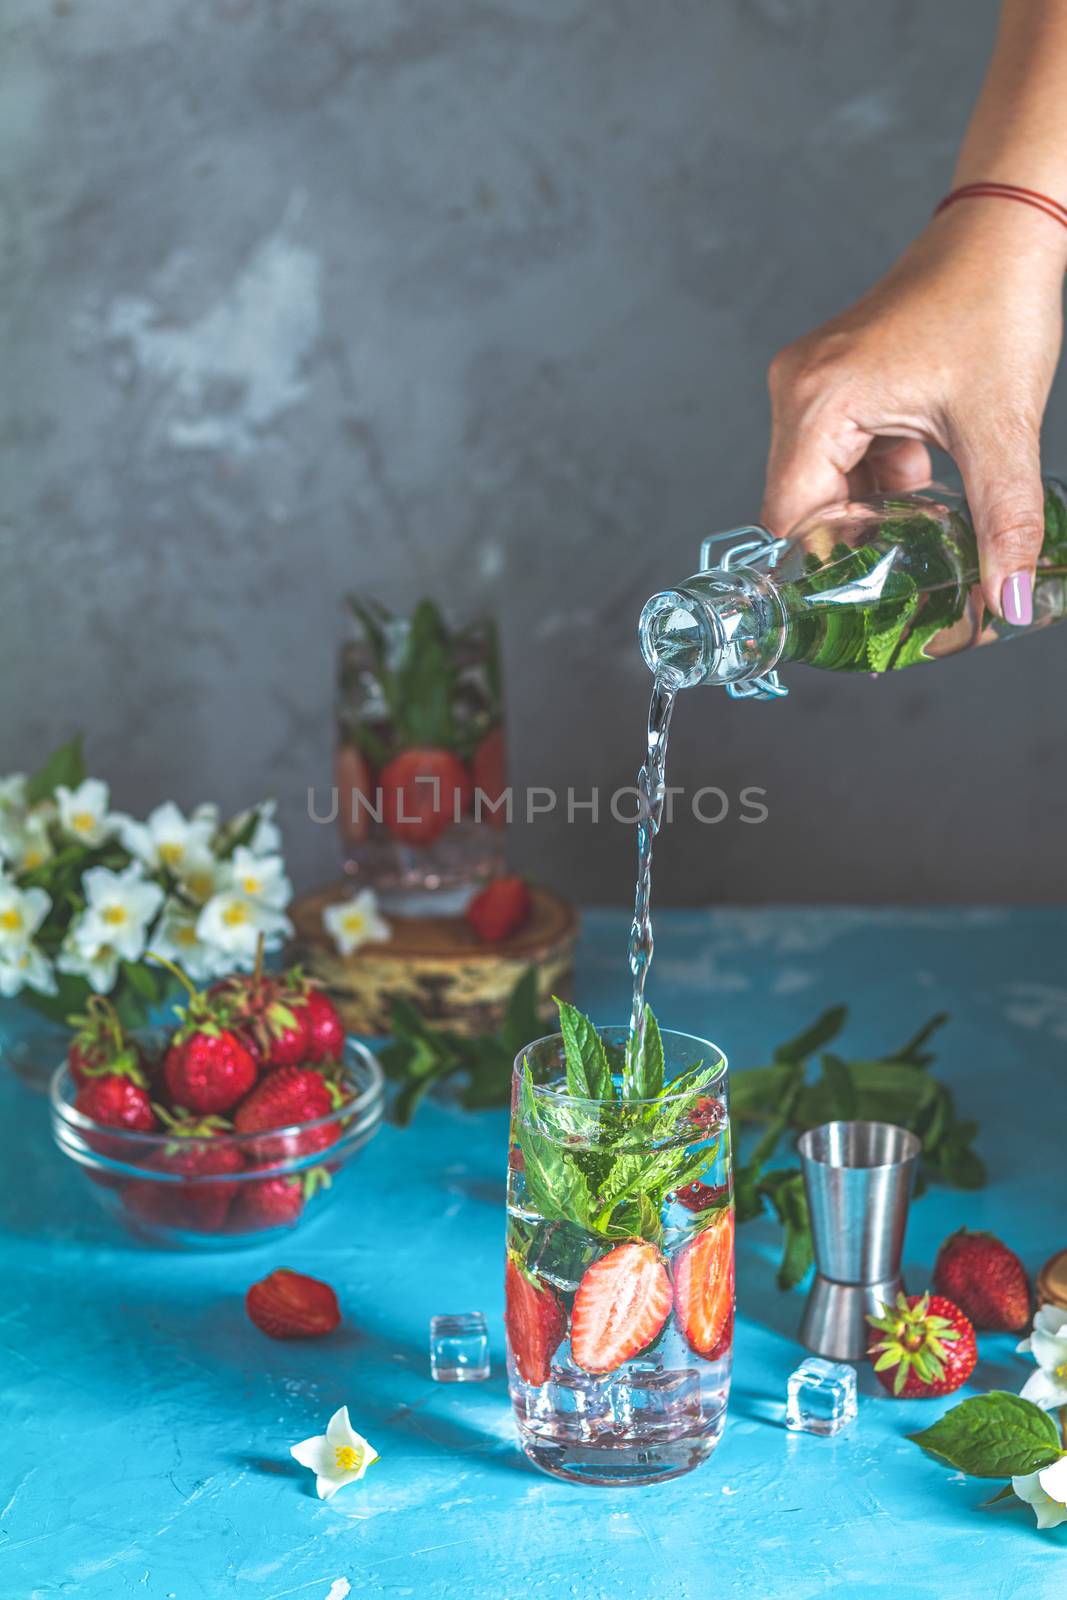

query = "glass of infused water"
[505, 1018, 733, 1486]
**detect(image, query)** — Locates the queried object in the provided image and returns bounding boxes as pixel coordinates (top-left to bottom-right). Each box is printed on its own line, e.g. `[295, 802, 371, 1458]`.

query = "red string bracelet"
[935, 180, 1067, 231]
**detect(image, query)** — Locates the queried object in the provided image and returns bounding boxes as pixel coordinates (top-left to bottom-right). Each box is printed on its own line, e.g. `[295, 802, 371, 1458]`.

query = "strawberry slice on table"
[465, 876, 531, 943]
[505, 1257, 567, 1386]
[570, 1241, 672, 1376]
[379, 747, 473, 846]
[673, 1207, 735, 1358]
[233, 1065, 339, 1162]
[246, 1268, 341, 1339]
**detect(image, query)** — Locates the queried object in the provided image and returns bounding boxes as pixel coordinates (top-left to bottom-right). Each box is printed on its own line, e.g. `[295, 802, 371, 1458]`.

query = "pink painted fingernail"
[1001, 570, 1033, 627]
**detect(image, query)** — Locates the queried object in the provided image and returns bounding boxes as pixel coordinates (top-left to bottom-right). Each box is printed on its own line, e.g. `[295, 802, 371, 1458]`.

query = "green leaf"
[120, 961, 159, 1003]
[980, 1483, 1019, 1508]
[729, 1064, 794, 1121]
[25, 736, 86, 806]
[909, 1393, 1065, 1479]
[627, 1006, 664, 1100]
[774, 1005, 848, 1064]
[819, 1053, 857, 1121]
[892, 1012, 949, 1066]
[500, 968, 542, 1062]
[758, 1170, 813, 1290]
[554, 997, 613, 1101]
[392, 599, 456, 748]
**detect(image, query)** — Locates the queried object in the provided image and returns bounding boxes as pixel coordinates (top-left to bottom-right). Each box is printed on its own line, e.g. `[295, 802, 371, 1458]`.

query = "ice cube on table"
[429, 1313, 489, 1383]
[786, 1357, 857, 1436]
[614, 1367, 704, 1432]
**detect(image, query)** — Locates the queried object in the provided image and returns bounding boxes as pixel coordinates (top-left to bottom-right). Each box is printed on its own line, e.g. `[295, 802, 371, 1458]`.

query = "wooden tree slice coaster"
[1037, 1248, 1067, 1312]
[288, 882, 579, 1038]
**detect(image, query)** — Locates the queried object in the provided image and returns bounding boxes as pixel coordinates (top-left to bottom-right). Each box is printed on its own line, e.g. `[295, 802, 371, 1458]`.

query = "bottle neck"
[639, 568, 785, 688]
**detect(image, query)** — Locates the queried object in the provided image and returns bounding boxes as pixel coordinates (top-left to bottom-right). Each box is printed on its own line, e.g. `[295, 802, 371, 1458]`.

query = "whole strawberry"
[124, 1113, 244, 1232]
[158, 960, 257, 1115]
[933, 1228, 1030, 1331]
[298, 986, 345, 1063]
[231, 1167, 330, 1232]
[209, 957, 309, 1071]
[867, 1292, 977, 1398]
[233, 1065, 338, 1162]
[76, 1073, 157, 1134]
[68, 997, 145, 1089]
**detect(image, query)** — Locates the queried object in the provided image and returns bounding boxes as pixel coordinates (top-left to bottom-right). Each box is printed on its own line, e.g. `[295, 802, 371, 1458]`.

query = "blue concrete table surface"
[2, 907, 1066, 1600]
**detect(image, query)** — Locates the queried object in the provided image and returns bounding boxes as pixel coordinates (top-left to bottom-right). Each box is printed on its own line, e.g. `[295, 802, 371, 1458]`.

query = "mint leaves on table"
[378, 967, 543, 1125]
[910, 1393, 1065, 1494]
[340, 594, 501, 763]
[730, 1003, 982, 1289]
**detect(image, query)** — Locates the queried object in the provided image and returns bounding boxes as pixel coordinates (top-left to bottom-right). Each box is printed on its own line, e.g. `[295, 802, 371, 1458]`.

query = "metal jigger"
[797, 1121, 921, 1361]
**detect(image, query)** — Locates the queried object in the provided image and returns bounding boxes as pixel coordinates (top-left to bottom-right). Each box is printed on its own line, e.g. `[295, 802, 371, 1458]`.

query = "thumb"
[952, 432, 1045, 622]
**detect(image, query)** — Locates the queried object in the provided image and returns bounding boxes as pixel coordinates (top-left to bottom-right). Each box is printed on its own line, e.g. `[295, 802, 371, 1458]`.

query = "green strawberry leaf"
[909, 1393, 1065, 1479]
[554, 996, 613, 1101]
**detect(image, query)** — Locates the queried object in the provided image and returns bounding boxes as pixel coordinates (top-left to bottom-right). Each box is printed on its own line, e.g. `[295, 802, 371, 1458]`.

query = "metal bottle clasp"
[699, 525, 791, 701]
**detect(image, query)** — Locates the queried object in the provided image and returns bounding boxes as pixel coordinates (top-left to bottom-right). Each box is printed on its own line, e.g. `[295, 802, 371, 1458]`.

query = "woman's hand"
[762, 201, 1067, 622]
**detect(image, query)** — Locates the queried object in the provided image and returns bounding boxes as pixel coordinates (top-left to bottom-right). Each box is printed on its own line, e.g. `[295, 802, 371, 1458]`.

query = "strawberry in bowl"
[48, 966, 384, 1248]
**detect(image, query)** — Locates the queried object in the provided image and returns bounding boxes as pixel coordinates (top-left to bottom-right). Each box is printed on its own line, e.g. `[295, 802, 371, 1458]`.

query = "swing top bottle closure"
[639, 481, 1067, 700]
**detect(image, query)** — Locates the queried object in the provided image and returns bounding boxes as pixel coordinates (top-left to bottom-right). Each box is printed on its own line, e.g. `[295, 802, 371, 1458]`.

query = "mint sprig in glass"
[505, 999, 732, 1487]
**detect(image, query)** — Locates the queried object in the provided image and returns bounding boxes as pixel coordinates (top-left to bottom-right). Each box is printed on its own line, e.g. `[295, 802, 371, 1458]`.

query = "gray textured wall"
[5, 0, 1067, 907]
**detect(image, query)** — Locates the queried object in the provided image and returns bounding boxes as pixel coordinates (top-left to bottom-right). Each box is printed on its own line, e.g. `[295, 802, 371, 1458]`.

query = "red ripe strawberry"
[209, 954, 309, 1071]
[867, 1292, 977, 1398]
[232, 1166, 330, 1231]
[465, 876, 531, 943]
[570, 1240, 672, 1375]
[67, 997, 145, 1088]
[932, 1229, 1030, 1332]
[504, 1257, 567, 1386]
[164, 1027, 257, 1116]
[246, 1268, 341, 1339]
[335, 744, 374, 845]
[471, 727, 508, 827]
[688, 1096, 725, 1132]
[299, 986, 345, 1063]
[379, 747, 473, 846]
[124, 1116, 244, 1232]
[75, 1073, 157, 1134]
[233, 1065, 337, 1162]
[673, 1207, 735, 1357]
[674, 1181, 729, 1214]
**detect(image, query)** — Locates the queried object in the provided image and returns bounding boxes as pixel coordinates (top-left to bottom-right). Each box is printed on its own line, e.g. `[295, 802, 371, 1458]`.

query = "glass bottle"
[639, 480, 1067, 699]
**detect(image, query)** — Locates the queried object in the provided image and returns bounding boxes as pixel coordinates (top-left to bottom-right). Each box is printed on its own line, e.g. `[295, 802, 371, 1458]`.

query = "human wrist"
[924, 187, 1067, 279]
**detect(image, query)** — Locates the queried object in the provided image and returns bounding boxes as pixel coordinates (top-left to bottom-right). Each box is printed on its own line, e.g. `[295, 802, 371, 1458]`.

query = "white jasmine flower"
[1018, 1304, 1067, 1410]
[249, 800, 282, 857]
[55, 779, 116, 846]
[323, 890, 390, 956]
[191, 801, 221, 831]
[0, 942, 57, 998]
[0, 877, 51, 956]
[0, 774, 27, 815]
[223, 846, 292, 910]
[76, 864, 165, 963]
[196, 891, 291, 963]
[115, 801, 216, 875]
[290, 1407, 379, 1501]
[174, 848, 223, 907]
[57, 928, 121, 995]
[150, 897, 230, 983]
[0, 812, 54, 876]
[1013, 1456, 1067, 1530]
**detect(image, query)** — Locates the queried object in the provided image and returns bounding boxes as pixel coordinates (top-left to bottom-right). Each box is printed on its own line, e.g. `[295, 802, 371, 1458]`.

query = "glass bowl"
[49, 1039, 384, 1249]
